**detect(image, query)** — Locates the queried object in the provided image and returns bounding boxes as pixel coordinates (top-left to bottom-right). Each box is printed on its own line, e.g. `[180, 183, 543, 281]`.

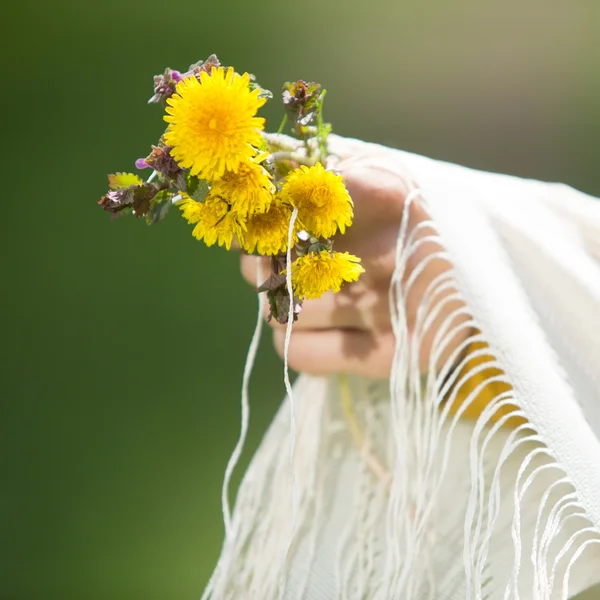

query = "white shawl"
[203, 136, 600, 599]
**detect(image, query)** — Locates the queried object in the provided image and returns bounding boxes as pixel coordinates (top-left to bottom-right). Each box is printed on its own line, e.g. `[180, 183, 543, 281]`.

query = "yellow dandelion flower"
[238, 200, 298, 255]
[209, 160, 274, 217]
[178, 195, 244, 250]
[288, 250, 364, 300]
[280, 163, 353, 238]
[164, 67, 266, 181]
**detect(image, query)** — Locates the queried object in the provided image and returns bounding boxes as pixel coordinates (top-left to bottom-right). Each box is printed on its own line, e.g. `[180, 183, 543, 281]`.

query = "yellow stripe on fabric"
[446, 339, 526, 428]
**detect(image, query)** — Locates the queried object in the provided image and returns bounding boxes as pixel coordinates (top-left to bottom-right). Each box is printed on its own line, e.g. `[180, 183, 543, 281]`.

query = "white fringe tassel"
[201, 187, 600, 599]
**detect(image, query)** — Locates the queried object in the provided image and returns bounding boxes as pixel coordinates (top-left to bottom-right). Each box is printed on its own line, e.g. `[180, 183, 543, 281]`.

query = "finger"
[327, 134, 396, 165]
[272, 328, 395, 379]
[272, 284, 391, 332]
[240, 241, 394, 321]
[333, 159, 430, 285]
[331, 222, 400, 285]
[331, 211, 438, 286]
[240, 254, 272, 287]
[340, 156, 414, 224]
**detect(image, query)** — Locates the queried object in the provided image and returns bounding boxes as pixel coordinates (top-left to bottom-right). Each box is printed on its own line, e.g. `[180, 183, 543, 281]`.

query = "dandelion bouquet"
[99, 54, 364, 322]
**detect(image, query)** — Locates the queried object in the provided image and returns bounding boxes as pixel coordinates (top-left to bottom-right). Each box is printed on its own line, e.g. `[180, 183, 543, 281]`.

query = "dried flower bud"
[282, 80, 322, 122]
[148, 68, 183, 104]
[264, 285, 302, 324]
[186, 54, 221, 79]
[144, 145, 184, 182]
[257, 255, 303, 324]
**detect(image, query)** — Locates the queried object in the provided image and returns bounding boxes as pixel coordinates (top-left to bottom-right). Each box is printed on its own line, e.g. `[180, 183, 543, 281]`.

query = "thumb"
[327, 134, 405, 168]
[338, 155, 416, 225]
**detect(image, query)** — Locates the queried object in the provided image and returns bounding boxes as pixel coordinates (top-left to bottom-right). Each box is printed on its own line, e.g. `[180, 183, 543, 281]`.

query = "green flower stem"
[316, 90, 328, 163]
[269, 151, 318, 167]
[277, 113, 288, 135]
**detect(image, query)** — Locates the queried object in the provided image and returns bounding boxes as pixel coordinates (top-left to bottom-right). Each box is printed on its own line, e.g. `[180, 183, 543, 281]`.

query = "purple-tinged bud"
[135, 158, 150, 170]
[148, 68, 183, 104]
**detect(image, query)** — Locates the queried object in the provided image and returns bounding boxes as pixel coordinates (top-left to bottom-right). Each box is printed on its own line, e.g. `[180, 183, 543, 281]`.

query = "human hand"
[240, 136, 469, 379]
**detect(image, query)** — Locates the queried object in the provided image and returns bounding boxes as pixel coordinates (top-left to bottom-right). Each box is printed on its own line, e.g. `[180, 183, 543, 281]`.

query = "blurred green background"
[2, 0, 600, 598]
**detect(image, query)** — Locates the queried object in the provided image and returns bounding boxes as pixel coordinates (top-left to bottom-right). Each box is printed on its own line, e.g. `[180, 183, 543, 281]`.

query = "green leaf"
[145, 190, 172, 225]
[131, 183, 160, 218]
[107, 172, 143, 190]
[186, 176, 210, 202]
